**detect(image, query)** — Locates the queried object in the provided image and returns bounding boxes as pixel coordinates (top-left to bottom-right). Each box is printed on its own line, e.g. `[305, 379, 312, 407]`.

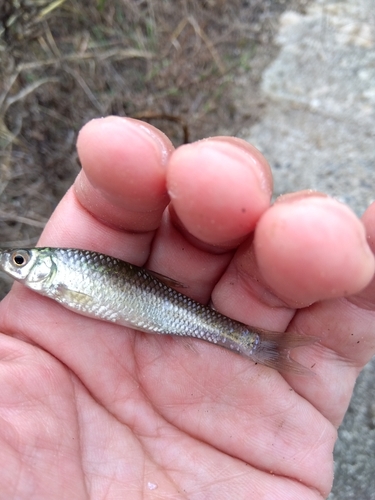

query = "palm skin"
[0, 117, 375, 499]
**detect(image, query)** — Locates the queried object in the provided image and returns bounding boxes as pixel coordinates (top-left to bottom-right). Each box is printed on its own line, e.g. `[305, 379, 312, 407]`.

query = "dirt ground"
[0, 0, 309, 297]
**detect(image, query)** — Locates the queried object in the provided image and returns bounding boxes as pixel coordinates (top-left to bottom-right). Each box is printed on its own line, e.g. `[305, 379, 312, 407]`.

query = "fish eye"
[11, 250, 30, 267]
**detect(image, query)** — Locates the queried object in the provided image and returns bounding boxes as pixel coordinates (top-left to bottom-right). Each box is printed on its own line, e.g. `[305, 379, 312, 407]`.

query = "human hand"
[0, 116, 374, 499]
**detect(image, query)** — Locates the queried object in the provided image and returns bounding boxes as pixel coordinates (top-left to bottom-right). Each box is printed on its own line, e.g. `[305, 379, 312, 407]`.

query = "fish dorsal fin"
[147, 269, 187, 289]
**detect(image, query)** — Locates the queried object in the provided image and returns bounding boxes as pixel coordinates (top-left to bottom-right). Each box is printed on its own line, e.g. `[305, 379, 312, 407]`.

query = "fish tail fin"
[251, 329, 318, 375]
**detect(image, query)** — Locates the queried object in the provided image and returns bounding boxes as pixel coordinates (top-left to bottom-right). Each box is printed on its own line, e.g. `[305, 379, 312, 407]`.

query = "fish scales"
[0, 247, 316, 373]
[51, 248, 248, 349]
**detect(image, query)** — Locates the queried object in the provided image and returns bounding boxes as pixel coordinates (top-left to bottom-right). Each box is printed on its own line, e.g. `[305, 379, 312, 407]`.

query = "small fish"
[0, 247, 315, 373]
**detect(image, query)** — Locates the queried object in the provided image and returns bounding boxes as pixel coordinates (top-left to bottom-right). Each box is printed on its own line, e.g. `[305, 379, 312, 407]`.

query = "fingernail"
[133, 119, 174, 165]
[193, 138, 273, 197]
[96, 116, 174, 166]
[275, 190, 328, 204]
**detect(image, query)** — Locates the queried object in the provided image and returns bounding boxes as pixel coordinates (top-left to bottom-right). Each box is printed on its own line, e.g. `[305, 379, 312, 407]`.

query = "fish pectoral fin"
[56, 284, 92, 303]
[147, 269, 187, 289]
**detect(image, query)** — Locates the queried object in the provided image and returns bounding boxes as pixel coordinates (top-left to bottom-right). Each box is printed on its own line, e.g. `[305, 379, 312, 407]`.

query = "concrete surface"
[241, 1, 375, 498]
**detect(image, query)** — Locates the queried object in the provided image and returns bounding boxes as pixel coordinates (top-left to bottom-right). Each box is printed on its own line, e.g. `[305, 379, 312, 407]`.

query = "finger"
[210, 195, 374, 427]
[166, 137, 272, 248]
[254, 194, 374, 305]
[38, 117, 174, 264]
[289, 201, 375, 423]
[147, 211, 233, 303]
[354, 200, 375, 307]
[147, 138, 273, 302]
[293, 196, 375, 369]
[212, 194, 374, 329]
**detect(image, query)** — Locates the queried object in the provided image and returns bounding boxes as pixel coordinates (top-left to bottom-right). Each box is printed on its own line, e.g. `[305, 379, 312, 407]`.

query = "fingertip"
[361, 201, 375, 254]
[254, 197, 375, 304]
[75, 117, 174, 231]
[166, 138, 272, 247]
[76, 117, 173, 208]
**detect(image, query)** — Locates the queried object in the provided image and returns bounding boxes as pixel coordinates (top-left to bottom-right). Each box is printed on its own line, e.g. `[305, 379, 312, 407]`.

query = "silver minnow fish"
[0, 247, 315, 373]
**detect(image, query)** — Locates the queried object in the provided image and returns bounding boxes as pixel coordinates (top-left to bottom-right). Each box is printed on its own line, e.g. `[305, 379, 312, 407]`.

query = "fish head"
[0, 248, 56, 290]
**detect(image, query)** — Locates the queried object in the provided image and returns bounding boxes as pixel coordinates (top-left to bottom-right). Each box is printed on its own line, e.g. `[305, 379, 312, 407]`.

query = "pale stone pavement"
[242, 1, 375, 498]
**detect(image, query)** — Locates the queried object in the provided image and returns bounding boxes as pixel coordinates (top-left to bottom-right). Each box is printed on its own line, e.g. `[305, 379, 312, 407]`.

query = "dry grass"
[0, 0, 310, 296]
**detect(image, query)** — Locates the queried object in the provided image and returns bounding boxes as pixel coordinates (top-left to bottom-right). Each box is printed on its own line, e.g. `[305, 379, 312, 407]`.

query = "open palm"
[1, 117, 375, 499]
